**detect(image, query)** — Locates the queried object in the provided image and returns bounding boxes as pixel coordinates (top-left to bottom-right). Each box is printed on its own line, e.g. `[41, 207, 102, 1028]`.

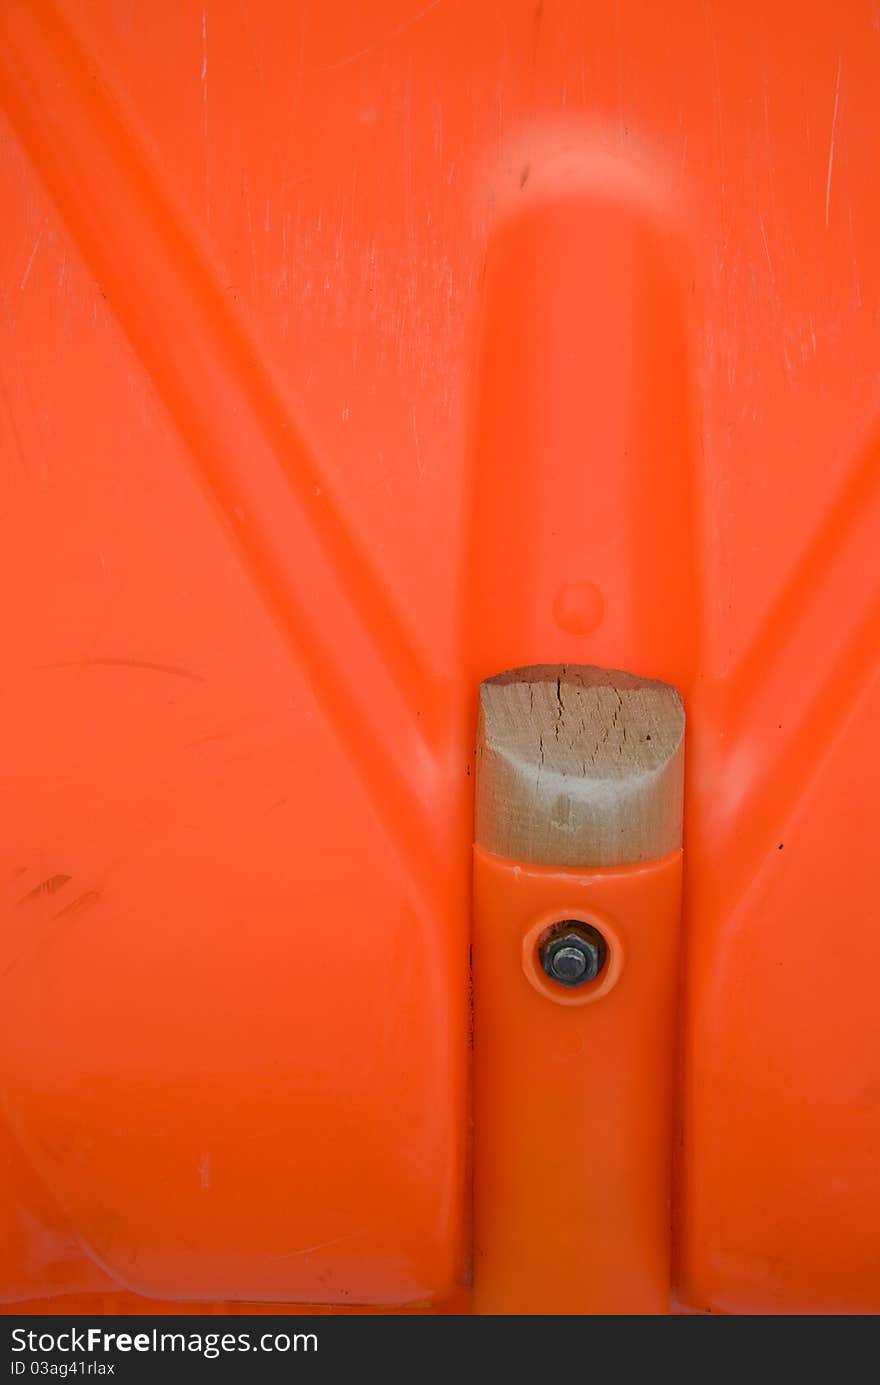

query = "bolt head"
[539, 924, 606, 988]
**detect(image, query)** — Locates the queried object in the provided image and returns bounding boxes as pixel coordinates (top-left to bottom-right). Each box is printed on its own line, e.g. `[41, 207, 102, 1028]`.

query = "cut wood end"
[475, 664, 685, 867]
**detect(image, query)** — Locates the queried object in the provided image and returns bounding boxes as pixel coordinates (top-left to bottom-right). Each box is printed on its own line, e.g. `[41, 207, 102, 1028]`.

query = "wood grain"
[475, 665, 685, 867]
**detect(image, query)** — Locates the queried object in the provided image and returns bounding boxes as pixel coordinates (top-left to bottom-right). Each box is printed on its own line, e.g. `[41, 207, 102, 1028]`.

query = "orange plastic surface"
[473, 847, 682, 1315]
[2, 0, 879, 1315]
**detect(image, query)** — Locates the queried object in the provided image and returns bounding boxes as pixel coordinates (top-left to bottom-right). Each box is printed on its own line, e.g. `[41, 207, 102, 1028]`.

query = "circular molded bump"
[553, 581, 604, 636]
[523, 909, 624, 1007]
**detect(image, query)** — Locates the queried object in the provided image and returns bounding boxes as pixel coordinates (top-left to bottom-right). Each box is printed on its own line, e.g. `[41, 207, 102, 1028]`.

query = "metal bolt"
[539, 923, 606, 988]
[549, 944, 588, 982]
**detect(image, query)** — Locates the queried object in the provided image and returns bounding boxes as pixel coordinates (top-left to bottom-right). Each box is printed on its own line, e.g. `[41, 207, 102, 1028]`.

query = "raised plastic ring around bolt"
[522, 907, 624, 1007]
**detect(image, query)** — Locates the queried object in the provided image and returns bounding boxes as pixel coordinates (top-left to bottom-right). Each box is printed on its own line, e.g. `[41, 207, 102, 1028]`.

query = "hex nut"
[539, 923, 607, 988]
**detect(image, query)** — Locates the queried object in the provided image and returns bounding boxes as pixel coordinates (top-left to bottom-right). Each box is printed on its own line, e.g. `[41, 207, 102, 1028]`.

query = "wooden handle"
[475, 663, 685, 867]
